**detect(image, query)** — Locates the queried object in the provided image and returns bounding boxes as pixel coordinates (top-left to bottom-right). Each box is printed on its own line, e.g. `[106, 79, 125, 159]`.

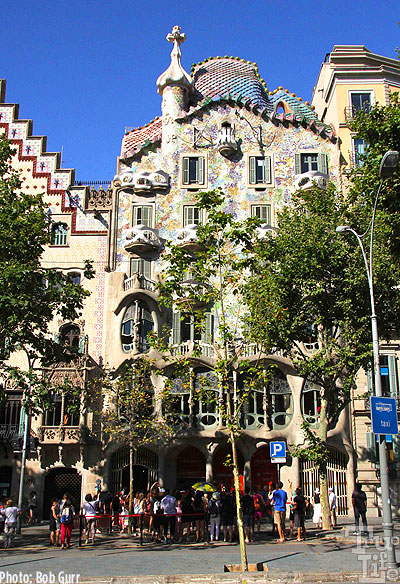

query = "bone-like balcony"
[175, 224, 202, 251]
[124, 225, 162, 253]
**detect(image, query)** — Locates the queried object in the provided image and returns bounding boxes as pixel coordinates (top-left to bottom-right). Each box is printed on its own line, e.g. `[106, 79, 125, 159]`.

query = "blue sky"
[1, 0, 399, 182]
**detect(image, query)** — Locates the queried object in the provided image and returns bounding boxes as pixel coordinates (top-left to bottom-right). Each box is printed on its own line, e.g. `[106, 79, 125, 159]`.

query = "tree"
[158, 189, 265, 570]
[0, 136, 95, 409]
[101, 357, 175, 533]
[243, 182, 400, 529]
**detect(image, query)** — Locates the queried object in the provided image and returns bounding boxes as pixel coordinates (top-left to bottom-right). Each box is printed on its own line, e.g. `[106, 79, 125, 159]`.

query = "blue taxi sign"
[371, 396, 399, 435]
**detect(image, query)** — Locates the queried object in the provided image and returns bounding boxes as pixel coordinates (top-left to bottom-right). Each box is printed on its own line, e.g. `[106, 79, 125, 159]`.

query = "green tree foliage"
[244, 181, 400, 528]
[0, 136, 95, 408]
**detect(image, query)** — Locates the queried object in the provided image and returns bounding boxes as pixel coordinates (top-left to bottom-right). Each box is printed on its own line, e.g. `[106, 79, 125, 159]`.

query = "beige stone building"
[0, 37, 398, 520]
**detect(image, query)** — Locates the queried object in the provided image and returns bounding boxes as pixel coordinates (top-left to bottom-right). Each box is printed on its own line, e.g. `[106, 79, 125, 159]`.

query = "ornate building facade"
[0, 34, 398, 519]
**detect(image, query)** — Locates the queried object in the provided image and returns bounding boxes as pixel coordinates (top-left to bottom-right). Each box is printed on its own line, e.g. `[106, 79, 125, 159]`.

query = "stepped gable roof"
[190, 57, 272, 111]
[121, 117, 162, 160]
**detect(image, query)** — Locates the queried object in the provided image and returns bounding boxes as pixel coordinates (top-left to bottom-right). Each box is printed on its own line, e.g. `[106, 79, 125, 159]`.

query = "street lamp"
[336, 150, 399, 569]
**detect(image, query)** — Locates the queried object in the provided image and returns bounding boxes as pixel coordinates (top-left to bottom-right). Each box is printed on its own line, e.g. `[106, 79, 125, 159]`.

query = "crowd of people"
[0, 482, 370, 549]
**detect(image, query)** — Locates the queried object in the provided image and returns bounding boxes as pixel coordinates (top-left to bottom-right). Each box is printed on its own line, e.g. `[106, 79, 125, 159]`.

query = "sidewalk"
[0, 516, 398, 582]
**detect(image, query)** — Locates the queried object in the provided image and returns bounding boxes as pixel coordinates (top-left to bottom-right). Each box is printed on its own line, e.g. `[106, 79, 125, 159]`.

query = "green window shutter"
[366, 367, 373, 393]
[197, 157, 204, 185]
[318, 153, 328, 175]
[366, 432, 377, 462]
[201, 312, 214, 344]
[141, 206, 153, 227]
[130, 258, 141, 275]
[182, 157, 190, 185]
[143, 259, 152, 280]
[133, 206, 139, 226]
[264, 156, 271, 184]
[295, 153, 301, 175]
[249, 156, 256, 184]
[184, 206, 195, 226]
[388, 355, 398, 398]
[78, 333, 86, 354]
[172, 311, 180, 344]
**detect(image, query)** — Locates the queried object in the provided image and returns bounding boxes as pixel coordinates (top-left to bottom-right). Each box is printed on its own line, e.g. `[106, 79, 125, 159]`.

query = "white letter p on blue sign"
[270, 441, 286, 459]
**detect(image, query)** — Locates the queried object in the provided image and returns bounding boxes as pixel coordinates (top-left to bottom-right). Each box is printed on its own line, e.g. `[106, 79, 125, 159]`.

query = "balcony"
[174, 224, 202, 251]
[124, 225, 162, 254]
[344, 104, 371, 123]
[170, 340, 215, 359]
[294, 171, 328, 191]
[124, 273, 156, 293]
[0, 424, 19, 441]
[37, 426, 80, 443]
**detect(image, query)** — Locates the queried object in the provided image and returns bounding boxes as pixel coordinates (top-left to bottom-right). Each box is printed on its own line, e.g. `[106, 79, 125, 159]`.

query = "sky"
[1, 0, 399, 183]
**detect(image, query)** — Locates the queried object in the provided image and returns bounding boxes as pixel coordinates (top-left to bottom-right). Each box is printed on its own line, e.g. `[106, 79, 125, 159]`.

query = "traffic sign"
[371, 396, 399, 435]
[270, 441, 286, 463]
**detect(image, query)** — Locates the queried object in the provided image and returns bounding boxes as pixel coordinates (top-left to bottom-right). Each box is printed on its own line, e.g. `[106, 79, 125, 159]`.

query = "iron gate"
[300, 447, 348, 515]
[42, 467, 82, 519]
[110, 446, 158, 495]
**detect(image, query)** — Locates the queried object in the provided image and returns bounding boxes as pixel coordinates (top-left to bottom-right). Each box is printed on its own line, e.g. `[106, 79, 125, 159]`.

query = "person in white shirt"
[160, 489, 177, 543]
[82, 493, 98, 544]
[328, 487, 337, 527]
[1, 499, 22, 548]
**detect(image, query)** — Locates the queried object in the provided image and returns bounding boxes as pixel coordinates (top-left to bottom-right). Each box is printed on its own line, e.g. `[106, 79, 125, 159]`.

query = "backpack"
[242, 495, 255, 516]
[209, 500, 219, 518]
[61, 507, 72, 524]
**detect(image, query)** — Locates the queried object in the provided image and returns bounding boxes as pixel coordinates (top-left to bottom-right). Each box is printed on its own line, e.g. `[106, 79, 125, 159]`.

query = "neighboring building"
[312, 46, 400, 516]
[1, 35, 398, 519]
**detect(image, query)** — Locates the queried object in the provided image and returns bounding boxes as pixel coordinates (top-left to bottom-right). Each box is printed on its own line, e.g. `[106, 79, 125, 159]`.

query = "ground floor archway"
[42, 467, 82, 520]
[212, 444, 244, 491]
[110, 446, 158, 495]
[250, 446, 278, 490]
[176, 446, 206, 489]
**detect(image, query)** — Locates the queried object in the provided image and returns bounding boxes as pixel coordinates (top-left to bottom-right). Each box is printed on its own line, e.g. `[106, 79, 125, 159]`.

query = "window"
[351, 92, 371, 114]
[353, 138, 367, 167]
[44, 392, 80, 427]
[132, 205, 153, 227]
[171, 310, 214, 345]
[249, 156, 272, 185]
[68, 272, 81, 285]
[251, 204, 271, 224]
[301, 382, 321, 427]
[130, 258, 152, 279]
[367, 354, 398, 399]
[51, 223, 68, 246]
[60, 324, 81, 349]
[121, 300, 154, 353]
[295, 153, 328, 175]
[269, 369, 293, 428]
[182, 156, 206, 186]
[183, 206, 202, 227]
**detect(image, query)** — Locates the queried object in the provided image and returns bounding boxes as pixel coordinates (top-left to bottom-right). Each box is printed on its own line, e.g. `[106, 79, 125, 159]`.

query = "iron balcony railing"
[344, 104, 371, 123]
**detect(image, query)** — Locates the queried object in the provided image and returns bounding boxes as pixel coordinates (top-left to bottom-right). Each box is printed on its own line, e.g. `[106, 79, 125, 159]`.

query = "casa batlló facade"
[0, 30, 398, 519]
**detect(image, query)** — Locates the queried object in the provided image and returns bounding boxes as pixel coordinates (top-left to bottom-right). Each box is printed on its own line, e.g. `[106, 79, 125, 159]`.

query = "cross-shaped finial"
[166, 25, 186, 46]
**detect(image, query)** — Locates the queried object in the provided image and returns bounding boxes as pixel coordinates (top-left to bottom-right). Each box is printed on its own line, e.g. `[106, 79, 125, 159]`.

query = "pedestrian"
[152, 494, 164, 542]
[0, 496, 6, 535]
[241, 487, 255, 544]
[208, 491, 221, 542]
[82, 494, 98, 544]
[293, 486, 306, 541]
[272, 481, 287, 543]
[111, 492, 120, 529]
[1, 499, 22, 549]
[220, 491, 235, 543]
[49, 498, 58, 545]
[60, 498, 75, 549]
[27, 491, 37, 525]
[329, 487, 337, 527]
[252, 488, 265, 535]
[55, 493, 68, 545]
[193, 490, 207, 542]
[268, 482, 277, 536]
[352, 482, 368, 535]
[313, 488, 322, 529]
[160, 488, 177, 543]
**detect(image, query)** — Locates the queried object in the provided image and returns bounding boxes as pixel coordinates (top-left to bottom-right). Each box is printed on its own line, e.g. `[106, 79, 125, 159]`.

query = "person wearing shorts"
[272, 482, 287, 542]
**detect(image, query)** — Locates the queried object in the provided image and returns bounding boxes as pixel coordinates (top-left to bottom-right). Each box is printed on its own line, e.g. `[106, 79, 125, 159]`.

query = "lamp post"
[336, 150, 399, 569]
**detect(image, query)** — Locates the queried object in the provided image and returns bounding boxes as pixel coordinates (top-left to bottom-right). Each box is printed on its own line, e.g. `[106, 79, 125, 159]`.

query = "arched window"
[121, 300, 154, 353]
[302, 382, 321, 427]
[269, 369, 293, 428]
[60, 324, 81, 348]
[51, 223, 68, 246]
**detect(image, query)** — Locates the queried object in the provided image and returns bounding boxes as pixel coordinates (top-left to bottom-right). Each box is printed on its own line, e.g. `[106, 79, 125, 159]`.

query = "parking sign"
[270, 441, 286, 463]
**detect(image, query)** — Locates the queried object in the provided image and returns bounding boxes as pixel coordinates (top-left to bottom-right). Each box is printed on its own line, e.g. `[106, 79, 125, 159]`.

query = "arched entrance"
[110, 446, 158, 495]
[251, 446, 278, 490]
[0, 466, 12, 497]
[213, 444, 244, 491]
[176, 446, 206, 489]
[43, 467, 82, 520]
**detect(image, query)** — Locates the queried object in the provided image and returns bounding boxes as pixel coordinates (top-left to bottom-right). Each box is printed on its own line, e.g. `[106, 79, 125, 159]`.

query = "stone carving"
[294, 170, 328, 191]
[124, 225, 162, 253]
[87, 185, 113, 210]
[156, 26, 192, 96]
[113, 170, 170, 192]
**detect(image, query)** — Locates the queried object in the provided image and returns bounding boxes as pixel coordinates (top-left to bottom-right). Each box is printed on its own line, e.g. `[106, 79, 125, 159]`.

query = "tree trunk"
[318, 396, 332, 530]
[230, 431, 248, 571]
